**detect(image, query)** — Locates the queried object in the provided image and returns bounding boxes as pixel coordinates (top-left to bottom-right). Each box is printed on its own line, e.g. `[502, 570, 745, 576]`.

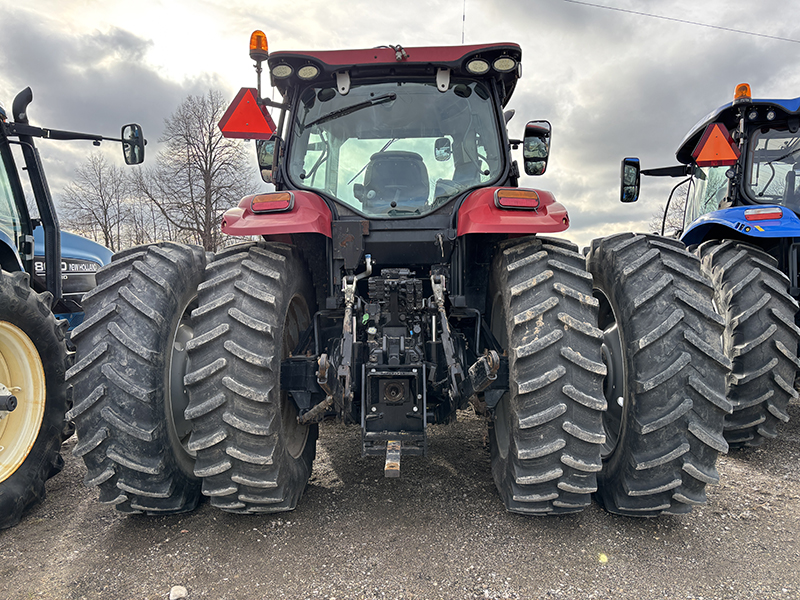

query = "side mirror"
[434, 137, 452, 161]
[121, 124, 145, 165]
[256, 137, 280, 184]
[620, 157, 641, 203]
[523, 120, 551, 176]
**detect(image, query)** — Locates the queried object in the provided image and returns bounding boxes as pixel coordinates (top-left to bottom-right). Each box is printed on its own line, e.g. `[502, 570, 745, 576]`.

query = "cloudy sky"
[2, 0, 799, 248]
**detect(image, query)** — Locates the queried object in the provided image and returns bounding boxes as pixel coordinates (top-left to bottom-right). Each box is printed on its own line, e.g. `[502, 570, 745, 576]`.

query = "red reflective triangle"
[692, 123, 741, 167]
[218, 88, 276, 140]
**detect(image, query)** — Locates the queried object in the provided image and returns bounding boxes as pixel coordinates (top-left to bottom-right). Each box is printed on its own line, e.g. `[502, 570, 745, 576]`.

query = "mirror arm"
[642, 165, 694, 178]
[7, 123, 104, 143]
[260, 97, 289, 111]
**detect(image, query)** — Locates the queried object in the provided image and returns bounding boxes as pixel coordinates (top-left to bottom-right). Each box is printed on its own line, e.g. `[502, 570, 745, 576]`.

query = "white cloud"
[2, 0, 800, 247]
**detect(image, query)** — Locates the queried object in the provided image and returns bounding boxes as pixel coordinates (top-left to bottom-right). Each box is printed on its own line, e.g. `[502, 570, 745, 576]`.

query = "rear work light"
[271, 64, 293, 79]
[251, 191, 294, 213]
[744, 207, 783, 221]
[466, 58, 490, 75]
[297, 65, 320, 80]
[492, 56, 517, 73]
[495, 189, 540, 210]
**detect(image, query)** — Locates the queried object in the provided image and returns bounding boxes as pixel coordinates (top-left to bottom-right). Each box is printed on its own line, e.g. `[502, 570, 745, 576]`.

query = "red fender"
[456, 187, 569, 236]
[221, 191, 332, 238]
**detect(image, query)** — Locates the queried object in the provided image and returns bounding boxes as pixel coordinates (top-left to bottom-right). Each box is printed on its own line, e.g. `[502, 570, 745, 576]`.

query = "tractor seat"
[358, 151, 429, 213]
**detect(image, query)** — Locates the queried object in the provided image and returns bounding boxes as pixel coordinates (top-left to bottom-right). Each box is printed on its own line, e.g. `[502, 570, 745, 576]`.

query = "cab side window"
[0, 150, 22, 250]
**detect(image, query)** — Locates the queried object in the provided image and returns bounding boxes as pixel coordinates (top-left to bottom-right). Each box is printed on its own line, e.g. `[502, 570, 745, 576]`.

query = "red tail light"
[251, 192, 294, 213]
[744, 207, 782, 221]
[495, 189, 540, 210]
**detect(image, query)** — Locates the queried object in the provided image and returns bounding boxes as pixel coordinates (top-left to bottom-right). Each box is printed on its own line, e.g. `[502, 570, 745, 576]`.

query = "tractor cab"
[219, 36, 558, 249]
[253, 40, 522, 202]
[620, 83, 800, 244]
[271, 69, 508, 218]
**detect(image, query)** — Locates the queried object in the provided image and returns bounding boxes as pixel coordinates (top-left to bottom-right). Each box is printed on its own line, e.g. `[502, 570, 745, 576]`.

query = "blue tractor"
[32, 227, 114, 329]
[622, 83, 800, 449]
[0, 88, 144, 528]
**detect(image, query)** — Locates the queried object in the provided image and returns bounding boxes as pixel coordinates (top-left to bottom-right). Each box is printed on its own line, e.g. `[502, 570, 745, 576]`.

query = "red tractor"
[68, 33, 730, 517]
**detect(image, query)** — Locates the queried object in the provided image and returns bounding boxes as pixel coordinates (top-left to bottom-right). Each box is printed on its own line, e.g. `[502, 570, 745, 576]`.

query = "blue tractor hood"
[682, 205, 800, 247]
[33, 226, 113, 265]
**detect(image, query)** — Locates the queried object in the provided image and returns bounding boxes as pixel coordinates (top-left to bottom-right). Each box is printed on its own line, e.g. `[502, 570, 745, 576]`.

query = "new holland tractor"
[0, 88, 144, 529]
[622, 83, 800, 449]
[68, 32, 730, 519]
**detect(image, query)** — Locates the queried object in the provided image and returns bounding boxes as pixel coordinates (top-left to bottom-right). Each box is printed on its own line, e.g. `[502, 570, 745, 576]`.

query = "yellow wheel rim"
[0, 321, 46, 482]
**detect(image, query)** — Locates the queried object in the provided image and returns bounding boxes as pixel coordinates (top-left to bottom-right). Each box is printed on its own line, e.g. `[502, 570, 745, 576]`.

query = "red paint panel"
[457, 187, 569, 236]
[222, 190, 332, 237]
[270, 43, 520, 69]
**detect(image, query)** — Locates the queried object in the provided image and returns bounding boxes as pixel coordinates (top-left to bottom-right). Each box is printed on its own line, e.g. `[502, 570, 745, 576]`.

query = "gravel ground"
[2, 401, 799, 600]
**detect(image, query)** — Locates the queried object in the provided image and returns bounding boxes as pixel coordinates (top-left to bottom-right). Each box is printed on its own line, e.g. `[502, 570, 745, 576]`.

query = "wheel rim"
[595, 290, 626, 459]
[489, 292, 510, 459]
[166, 297, 197, 462]
[0, 321, 46, 482]
[282, 296, 310, 459]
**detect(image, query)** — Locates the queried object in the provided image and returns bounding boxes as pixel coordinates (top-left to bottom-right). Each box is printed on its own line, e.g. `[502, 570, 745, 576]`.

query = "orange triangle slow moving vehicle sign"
[692, 123, 741, 167]
[218, 88, 276, 140]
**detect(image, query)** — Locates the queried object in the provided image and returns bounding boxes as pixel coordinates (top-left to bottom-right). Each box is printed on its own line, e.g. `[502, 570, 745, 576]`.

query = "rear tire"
[184, 242, 317, 513]
[697, 240, 799, 448]
[0, 269, 69, 529]
[587, 233, 731, 516]
[488, 236, 606, 514]
[67, 242, 206, 514]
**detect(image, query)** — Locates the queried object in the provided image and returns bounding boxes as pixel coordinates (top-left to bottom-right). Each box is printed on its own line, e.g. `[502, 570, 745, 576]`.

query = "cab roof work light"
[692, 123, 741, 167]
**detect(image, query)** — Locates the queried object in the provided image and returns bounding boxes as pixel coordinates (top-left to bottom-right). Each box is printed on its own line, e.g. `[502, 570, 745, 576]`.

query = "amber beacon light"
[250, 30, 269, 62]
[733, 83, 752, 104]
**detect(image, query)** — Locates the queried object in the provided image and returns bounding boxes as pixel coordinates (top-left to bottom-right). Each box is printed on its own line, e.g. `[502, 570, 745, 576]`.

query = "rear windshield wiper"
[303, 93, 396, 130]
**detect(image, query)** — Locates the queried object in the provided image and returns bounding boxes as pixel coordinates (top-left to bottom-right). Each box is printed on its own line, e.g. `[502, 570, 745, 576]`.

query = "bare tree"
[59, 152, 128, 252]
[135, 90, 257, 251]
[124, 193, 177, 247]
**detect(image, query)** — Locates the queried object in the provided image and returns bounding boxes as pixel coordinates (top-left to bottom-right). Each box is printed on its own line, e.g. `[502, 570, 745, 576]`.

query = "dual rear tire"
[70, 233, 732, 519]
[696, 240, 799, 448]
[183, 242, 317, 513]
[68, 242, 316, 516]
[489, 234, 732, 516]
[587, 234, 731, 515]
[489, 236, 606, 514]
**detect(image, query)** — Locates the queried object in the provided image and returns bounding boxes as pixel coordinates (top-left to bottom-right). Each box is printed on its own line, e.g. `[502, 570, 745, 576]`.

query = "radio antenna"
[462, 0, 466, 43]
